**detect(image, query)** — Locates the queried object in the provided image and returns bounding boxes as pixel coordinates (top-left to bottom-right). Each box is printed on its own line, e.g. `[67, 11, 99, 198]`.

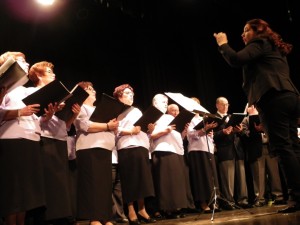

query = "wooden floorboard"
[76, 204, 300, 225]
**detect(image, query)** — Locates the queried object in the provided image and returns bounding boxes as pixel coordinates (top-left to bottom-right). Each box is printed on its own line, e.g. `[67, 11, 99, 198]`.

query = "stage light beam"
[36, 0, 55, 6]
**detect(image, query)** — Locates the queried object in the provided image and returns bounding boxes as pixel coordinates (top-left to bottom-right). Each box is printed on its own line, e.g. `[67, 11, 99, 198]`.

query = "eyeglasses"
[85, 86, 95, 92]
[45, 70, 54, 74]
[123, 91, 134, 96]
[220, 103, 230, 107]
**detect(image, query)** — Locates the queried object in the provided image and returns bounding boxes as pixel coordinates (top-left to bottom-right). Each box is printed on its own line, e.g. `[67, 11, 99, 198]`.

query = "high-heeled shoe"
[201, 206, 212, 214]
[137, 213, 157, 223]
[128, 218, 141, 225]
[153, 212, 164, 220]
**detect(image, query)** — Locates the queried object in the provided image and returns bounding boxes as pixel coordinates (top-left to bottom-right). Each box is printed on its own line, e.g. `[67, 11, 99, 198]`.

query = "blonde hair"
[191, 97, 200, 104]
[0, 51, 25, 65]
[28, 61, 54, 86]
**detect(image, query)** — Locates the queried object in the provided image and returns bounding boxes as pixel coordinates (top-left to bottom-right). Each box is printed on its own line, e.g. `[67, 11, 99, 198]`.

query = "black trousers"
[257, 90, 300, 202]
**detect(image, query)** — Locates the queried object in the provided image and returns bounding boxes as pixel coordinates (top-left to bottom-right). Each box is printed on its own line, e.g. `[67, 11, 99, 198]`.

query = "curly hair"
[28, 61, 54, 86]
[0, 51, 25, 66]
[246, 18, 292, 55]
[77, 81, 93, 90]
[113, 84, 134, 99]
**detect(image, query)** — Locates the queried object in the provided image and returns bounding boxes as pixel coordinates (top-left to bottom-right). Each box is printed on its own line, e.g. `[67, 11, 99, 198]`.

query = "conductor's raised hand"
[213, 32, 228, 46]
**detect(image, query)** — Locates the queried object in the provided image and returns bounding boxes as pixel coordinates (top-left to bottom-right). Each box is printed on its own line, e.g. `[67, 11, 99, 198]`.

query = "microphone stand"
[194, 113, 220, 221]
[194, 114, 252, 222]
[204, 114, 219, 221]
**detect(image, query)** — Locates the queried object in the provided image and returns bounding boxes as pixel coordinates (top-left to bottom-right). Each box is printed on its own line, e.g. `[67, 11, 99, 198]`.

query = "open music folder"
[22, 79, 74, 117]
[225, 113, 247, 128]
[168, 108, 195, 132]
[193, 114, 224, 131]
[134, 105, 164, 133]
[0, 57, 29, 93]
[55, 84, 89, 122]
[89, 93, 132, 123]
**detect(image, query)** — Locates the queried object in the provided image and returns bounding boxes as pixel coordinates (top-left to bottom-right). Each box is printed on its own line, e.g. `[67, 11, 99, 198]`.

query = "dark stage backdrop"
[0, 0, 299, 113]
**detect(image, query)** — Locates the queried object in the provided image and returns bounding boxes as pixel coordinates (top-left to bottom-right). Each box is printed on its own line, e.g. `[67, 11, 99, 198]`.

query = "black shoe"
[221, 203, 235, 210]
[174, 209, 186, 218]
[128, 219, 141, 225]
[181, 208, 201, 214]
[237, 202, 253, 209]
[179, 213, 186, 218]
[203, 209, 212, 214]
[137, 214, 156, 223]
[273, 199, 287, 205]
[164, 213, 179, 219]
[277, 204, 300, 213]
[253, 201, 266, 207]
[115, 218, 129, 223]
[152, 212, 164, 220]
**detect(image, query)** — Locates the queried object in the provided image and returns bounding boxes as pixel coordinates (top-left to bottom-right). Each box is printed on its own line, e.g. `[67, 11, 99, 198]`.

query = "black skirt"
[0, 139, 46, 217]
[76, 148, 112, 222]
[118, 147, 155, 203]
[188, 151, 219, 202]
[40, 137, 72, 220]
[151, 151, 189, 210]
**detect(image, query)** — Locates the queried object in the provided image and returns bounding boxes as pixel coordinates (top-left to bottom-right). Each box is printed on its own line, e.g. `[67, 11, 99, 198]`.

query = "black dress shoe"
[179, 213, 186, 218]
[164, 213, 179, 219]
[137, 214, 156, 223]
[277, 204, 300, 213]
[221, 203, 235, 210]
[128, 218, 141, 225]
[238, 203, 254, 208]
[273, 199, 287, 205]
[253, 201, 266, 207]
[152, 213, 164, 220]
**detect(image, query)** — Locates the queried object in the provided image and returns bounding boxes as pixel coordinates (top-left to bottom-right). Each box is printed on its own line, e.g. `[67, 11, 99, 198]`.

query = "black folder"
[0, 57, 28, 93]
[89, 93, 131, 123]
[248, 114, 260, 130]
[55, 84, 89, 122]
[168, 108, 195, 132]
[22, 79, 72, 117]
[134, 105, 164, 132]
[193, 115, 224, 131]
[225, 113, 247, 128]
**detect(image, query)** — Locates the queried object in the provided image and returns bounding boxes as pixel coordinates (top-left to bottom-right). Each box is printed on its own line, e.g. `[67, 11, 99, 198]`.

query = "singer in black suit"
[213, 97, 250, 210]
[214, 18, 300, 213]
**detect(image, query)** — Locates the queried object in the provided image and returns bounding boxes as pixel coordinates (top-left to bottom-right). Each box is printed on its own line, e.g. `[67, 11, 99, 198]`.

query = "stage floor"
[77, 204, 300, 225]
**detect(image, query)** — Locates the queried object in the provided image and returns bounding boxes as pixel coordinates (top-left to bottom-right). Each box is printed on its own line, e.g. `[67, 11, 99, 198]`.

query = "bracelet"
[17, 109, 21, 124]
[106, 123, 110, 131]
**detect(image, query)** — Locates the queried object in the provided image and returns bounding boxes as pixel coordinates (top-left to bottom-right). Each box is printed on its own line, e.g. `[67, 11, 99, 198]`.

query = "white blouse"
[0, 86, 41, 141]
[150, 114, 185, 155]
[116, 107, 150, 150]
[74, 104, 115, 151]
[187, 115, 215, 154]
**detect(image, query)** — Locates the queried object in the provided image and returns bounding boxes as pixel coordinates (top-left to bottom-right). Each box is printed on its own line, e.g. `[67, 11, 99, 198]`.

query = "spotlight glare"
[36, 0, 55, 6]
